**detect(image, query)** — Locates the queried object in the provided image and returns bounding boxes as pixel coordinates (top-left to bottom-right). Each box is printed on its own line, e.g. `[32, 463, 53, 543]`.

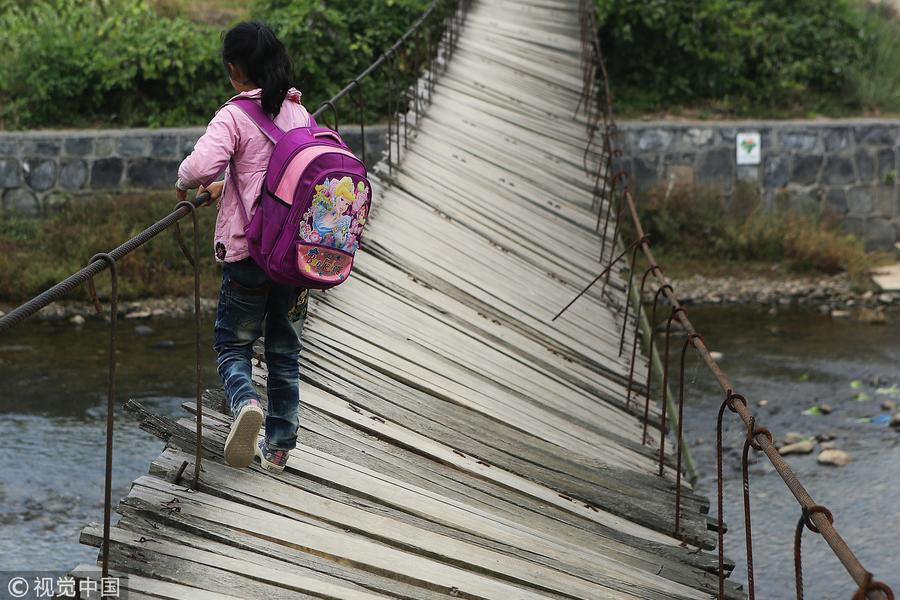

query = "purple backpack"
[228, 97, 371, 289]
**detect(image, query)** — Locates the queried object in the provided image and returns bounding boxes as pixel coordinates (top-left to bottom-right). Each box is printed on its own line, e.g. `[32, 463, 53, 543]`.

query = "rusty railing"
[568, 2, 894, 599]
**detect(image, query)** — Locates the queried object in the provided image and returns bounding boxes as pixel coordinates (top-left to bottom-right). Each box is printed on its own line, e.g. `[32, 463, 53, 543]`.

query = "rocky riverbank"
[656, 273, 897, 318]
[0, 296, 218, 323]
[1, 273, 896, 323]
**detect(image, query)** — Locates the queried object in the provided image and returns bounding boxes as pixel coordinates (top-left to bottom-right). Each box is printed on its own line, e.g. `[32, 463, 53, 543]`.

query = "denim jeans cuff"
[232, 396, 260, 417]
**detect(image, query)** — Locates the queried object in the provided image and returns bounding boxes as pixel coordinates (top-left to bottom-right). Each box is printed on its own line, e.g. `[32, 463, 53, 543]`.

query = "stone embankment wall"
[615, 120, 900, 250]
[0, 125, 387, 217]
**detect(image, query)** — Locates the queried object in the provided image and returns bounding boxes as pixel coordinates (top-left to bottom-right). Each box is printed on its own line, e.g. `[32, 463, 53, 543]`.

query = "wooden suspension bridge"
[69, 0, 742, 598]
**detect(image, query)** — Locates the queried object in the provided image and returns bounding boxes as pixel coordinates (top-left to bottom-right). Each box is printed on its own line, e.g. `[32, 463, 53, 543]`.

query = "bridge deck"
[75, 1, 740, 598]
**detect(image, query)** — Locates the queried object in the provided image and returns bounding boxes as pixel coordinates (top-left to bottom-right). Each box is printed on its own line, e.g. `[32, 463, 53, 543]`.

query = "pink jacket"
[177, 88, 312, 262]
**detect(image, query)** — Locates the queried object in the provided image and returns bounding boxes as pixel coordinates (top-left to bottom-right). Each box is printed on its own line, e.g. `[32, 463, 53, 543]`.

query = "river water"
[681, 306, 900, 598]
[0, 308, 897, 596]
[0, 316, 220, 572]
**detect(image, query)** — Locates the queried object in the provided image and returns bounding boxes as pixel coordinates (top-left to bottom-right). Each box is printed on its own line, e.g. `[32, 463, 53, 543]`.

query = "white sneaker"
[223, 400, 264, 468]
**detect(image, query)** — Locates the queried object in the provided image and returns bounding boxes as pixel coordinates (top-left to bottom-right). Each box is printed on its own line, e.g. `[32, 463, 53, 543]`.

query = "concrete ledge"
[615, 119, 900, 250]
[0, 124, 388, 217]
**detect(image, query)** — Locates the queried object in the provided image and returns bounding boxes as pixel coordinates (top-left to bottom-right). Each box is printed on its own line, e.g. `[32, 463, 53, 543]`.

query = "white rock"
[779, 440, 816, 455]
[784, 431, 806, 444]
[831, 309, 851, 319]
[69, 315, 86, 326]
[126, 309, 152, 319]
[709, 351, 724, 361]
[817, 449, 851, 467]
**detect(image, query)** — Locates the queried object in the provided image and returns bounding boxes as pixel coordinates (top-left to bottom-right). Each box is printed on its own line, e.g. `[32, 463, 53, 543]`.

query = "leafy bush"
[634, 184, 868, 277]
[256, 0, 433, 123]
[0, 0, 226, 128]
[596, 0, 874, 115]
[850, 3, 900, 114]
[0, 0, 434, 129]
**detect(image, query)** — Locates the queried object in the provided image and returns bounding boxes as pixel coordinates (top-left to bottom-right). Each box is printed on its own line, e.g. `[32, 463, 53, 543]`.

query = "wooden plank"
[73, 0, 739, 596]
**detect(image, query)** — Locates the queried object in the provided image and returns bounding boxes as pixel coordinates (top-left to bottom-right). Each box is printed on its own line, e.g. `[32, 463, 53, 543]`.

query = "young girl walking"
[175, 22, 310, 474]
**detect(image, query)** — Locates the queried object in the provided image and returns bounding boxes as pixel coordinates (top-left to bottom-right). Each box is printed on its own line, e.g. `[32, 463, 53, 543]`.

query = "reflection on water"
[681, 306, 900, 598]
[0, 317, 219, 570]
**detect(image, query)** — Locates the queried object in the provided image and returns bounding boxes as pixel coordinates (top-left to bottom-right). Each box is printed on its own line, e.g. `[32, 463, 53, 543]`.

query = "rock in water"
[784, 431, 806, 444]
[891, 413, 900, 428]
[779, 440, 816, 455]
[881, 400, 897, 411]
[856, 307, 886, 324]
[153, 340, 176, 350]
[817, 449, 851, 467]
[134, 325, 154, 336]
[709, 351, 724, 361]
[69, 315, 86, 326]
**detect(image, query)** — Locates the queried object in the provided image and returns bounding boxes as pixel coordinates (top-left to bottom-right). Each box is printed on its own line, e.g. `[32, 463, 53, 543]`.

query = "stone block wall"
[0, 125, 387, 217]
[615, 120, 900, 250]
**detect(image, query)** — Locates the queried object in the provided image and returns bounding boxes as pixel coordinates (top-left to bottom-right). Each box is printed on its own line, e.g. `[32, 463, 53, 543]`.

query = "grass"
[0, 192, 223, 304]
[629, 183, 882, 288]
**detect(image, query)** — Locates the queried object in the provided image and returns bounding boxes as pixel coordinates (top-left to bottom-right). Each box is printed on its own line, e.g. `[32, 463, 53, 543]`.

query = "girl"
[175, 21, 311, 474]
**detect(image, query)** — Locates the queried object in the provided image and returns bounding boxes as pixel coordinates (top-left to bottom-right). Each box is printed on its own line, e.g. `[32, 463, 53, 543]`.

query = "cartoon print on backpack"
[298, 176, 369, 254]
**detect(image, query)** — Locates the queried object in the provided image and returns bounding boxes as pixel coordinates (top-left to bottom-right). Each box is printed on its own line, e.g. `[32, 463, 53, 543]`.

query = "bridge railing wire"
[568, 2, 895, 599]
[0, 0, 468, 587]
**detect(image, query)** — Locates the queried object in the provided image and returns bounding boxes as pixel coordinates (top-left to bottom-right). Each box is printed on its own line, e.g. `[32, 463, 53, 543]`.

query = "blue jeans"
[213, 257, 308, 451]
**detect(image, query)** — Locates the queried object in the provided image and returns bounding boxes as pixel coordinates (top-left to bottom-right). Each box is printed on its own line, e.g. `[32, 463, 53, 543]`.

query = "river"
[0, 308, 897, 597]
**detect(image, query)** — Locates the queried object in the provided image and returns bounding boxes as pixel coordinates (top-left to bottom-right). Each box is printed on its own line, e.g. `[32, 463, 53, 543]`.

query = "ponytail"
[222, 21, 293, 118]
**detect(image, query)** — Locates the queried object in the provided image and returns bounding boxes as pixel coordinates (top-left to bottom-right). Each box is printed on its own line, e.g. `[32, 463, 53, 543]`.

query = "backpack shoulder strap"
[227, 97, 285, 144]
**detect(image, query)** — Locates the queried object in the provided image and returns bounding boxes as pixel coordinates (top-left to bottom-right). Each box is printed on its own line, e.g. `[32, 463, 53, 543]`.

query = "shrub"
[0, 0, 435, 129]
[634, 184, 868, 278]
[850, 3, 900, 114]
[596, 0, 871, 115]
[254, 0, 432, 122]
[0, 0, 226, 129]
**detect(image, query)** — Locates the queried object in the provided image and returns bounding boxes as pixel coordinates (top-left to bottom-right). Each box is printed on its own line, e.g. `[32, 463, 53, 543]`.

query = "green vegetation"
[597, 0, 900, 118]
[0, 0, 433, 129]
[631, 184, 873, 283]
[0, 194, 221, 302]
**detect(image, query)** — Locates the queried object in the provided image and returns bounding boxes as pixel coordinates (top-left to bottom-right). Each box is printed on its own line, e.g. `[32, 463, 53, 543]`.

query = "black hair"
[222, 21, 293, 118]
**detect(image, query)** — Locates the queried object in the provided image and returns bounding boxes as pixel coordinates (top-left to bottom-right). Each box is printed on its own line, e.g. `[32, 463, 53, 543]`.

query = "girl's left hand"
[198, 181, 225, 206]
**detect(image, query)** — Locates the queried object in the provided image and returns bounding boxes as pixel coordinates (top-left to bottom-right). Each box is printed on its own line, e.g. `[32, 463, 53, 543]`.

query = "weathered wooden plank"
[120, 478, 653, 600]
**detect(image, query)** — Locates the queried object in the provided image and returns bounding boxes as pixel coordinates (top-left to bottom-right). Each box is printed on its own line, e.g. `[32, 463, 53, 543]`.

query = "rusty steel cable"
[550, 236, 647, 322]
[85, 253, 118, 581]
[659, 306, 687, 476]
[794, 504, 835, 600]
[173, 200, 203, 489]
[617, 235, 647, 357]
[625, 264, 661, 409]
[675, 332, 703, 536]
[740, 416, 774, 600]
[641, 284, 672, 445]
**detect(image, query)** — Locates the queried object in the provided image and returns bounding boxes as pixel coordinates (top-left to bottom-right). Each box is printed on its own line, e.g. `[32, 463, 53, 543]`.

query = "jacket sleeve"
[177, 106, 241, 188]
